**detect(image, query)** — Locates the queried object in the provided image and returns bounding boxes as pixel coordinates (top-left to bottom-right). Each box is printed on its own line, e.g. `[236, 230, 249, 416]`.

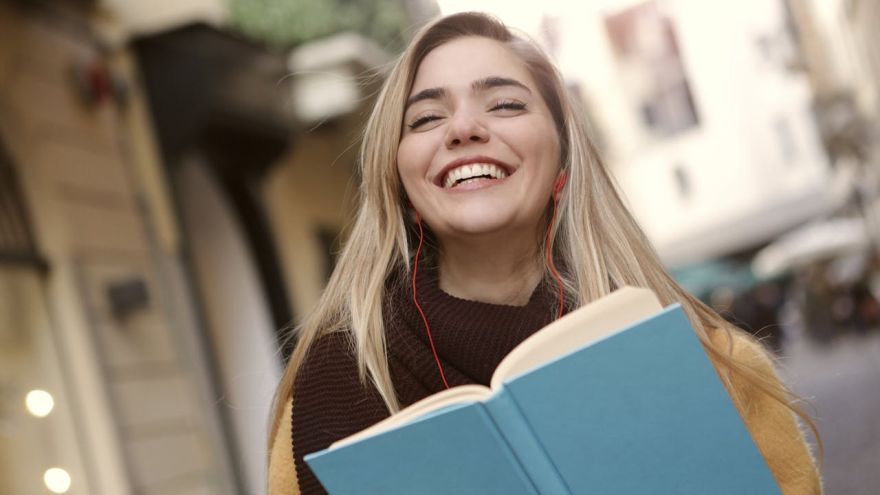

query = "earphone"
[547, 171, 567, 319]
[411, 212, 451, 389]
[554, 171, 568, 195]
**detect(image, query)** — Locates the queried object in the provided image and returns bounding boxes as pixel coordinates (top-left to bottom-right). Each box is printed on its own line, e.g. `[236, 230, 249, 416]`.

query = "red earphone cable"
[547, 185, 566, 318]
[412, 213, 451, 389]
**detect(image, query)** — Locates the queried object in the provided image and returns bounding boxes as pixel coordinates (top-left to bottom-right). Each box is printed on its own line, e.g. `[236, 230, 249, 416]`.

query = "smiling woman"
[267, 12, 822, 495]
[397, 36, 562, 304]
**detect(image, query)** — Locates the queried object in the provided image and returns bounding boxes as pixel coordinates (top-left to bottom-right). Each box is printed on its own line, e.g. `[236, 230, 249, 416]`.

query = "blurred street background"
[1, 0, 878, 493]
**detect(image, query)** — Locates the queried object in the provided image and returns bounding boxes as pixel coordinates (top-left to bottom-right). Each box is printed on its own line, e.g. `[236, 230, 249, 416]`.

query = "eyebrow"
[405, 87, 446, 110]
[404, 76, 532, 110]
[472, 76, 531, 94]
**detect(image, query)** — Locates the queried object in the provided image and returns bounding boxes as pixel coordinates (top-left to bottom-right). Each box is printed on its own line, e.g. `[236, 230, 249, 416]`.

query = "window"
[605, 1, 700, 137]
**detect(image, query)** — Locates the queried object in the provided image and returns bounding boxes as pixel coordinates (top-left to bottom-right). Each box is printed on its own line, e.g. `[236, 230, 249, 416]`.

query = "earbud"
[554, 172, 568, 195]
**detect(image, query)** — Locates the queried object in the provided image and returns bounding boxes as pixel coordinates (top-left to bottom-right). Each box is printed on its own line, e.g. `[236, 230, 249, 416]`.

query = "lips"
[436, 156, 514, 189]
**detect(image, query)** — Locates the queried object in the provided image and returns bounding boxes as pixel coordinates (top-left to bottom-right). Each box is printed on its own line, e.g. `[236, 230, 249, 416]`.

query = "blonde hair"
[270, 12, 819, 451]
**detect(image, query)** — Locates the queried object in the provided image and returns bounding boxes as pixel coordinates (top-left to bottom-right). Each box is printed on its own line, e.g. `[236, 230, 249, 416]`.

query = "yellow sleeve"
[267, 396, 301, 495]
[710, 329, 823, 495]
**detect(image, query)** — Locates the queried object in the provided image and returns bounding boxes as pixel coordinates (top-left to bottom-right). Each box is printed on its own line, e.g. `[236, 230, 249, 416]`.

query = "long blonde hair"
[270, 12, 818, 450]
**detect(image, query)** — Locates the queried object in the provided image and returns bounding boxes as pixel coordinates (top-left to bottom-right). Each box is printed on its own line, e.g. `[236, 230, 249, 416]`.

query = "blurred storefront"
[130, 20, 393, 494]
[0, 131, 90, 494]
[0, 0, 423, 493]
[0, 1, 243, 494]
[131, 26, 294, 493]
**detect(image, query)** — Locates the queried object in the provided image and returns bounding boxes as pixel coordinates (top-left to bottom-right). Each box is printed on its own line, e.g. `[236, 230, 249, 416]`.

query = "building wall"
[99, 0, 227, 37]
[791, 0, 878, 117]
[550, 0, 832, 266]
[264, 128, 360, 320]
[175, 155, 281, 495]
[0, 4, 238, 494]
[845, 0, 880, 116]
[0, 267, 94, 494]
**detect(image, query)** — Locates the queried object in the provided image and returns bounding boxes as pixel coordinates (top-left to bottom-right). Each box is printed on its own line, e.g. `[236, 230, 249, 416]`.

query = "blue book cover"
[305, 288, 781, 494]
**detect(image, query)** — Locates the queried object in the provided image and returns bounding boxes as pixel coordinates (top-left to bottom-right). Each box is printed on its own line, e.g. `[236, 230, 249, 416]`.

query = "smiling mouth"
[442, 163, 509, 189]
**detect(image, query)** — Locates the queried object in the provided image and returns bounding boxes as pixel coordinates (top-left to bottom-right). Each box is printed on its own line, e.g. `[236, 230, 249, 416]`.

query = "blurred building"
[781, 0, 880, 255]
[844, 0, 880, 119]
[786, 0, 880, 161]
[131, 19, 391, 495]
[545, 0, 835, 267]
[0, 0, 411, 494]
[0, 1, 245, 494]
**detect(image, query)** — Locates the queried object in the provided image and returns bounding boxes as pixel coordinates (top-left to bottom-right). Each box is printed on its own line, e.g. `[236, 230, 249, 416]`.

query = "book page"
[330, 384, 492, 448]
[491, 287, 662, 389]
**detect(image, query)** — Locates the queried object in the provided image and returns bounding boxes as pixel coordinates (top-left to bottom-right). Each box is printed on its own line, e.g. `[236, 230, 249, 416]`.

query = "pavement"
[776, 306, 880, 495]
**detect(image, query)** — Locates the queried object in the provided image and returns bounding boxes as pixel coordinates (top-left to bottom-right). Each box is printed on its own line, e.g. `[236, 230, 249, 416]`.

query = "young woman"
[268, 12, 821, 495]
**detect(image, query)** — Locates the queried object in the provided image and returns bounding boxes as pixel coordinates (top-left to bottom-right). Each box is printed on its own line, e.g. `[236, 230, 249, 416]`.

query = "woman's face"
[397, 36, 561, 246]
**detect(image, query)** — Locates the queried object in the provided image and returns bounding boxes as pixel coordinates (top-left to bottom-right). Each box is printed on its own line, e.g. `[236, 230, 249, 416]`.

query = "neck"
[437, 233, 543, 306]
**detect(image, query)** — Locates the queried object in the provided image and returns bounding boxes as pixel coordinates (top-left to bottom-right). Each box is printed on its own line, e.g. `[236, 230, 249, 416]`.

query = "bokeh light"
[43, 468, 71, 493]
[25, 390, 54, 418]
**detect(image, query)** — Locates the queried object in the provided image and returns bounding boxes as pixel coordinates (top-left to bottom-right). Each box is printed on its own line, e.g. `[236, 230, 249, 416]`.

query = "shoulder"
[292, 331, 376, 408]
[299, 331, 357, 372]
[282, 331, 389, 493]
[267, 398, 298, 495]
[291, 330, 388, 436]
[708, 326, 772, 366]
[292, 330, 375, 419]
[706, 326, 795, 429]
[706, 328, 797, 419]
[707, 327, 778, 389]
[707, 327, 823, 494]
[268, 333, 353, 495]
[266, 332, 357, 495]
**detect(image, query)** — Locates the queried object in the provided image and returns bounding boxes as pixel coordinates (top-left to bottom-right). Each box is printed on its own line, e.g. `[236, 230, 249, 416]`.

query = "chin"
[440, 215, 523, 238]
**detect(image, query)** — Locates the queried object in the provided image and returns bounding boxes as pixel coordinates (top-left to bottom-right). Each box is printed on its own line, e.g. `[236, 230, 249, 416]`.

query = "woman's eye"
[490, 100, 527, 112]
[408, 114, 443, 130]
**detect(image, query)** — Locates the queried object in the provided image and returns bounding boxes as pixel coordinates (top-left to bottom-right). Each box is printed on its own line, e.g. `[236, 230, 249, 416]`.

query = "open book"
[305, 287, 781, 494]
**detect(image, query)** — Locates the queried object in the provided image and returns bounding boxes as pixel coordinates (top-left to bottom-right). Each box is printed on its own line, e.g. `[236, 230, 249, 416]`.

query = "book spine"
[484, 390, 572, 495]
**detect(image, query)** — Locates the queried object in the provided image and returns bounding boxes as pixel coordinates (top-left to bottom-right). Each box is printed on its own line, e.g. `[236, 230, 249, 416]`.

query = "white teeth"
[443, 163, 509, 188]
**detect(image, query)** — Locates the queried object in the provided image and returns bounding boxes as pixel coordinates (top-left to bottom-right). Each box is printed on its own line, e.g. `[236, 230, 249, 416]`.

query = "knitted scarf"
[291, 265, 557, 494]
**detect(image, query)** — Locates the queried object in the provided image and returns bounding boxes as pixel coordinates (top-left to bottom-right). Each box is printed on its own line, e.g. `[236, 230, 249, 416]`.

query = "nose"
[445, 110, 489, 149]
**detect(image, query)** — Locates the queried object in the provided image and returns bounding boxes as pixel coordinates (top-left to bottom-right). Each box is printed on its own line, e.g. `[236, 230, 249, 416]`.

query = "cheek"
[510, 115, 559, 161]
[396, 140, 417, 177]
[539, 124, 562, 174]
[396, 141, 423, 202]
[396, 138, 433, 188]
[524, 128, 561, 179]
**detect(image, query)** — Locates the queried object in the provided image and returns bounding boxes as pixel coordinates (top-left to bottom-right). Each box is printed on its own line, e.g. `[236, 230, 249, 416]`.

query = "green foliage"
[224, 0, 410, 50]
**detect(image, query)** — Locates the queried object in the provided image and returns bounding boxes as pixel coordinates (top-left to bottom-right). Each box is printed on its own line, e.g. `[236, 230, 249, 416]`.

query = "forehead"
[410, 36, 535, 94]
